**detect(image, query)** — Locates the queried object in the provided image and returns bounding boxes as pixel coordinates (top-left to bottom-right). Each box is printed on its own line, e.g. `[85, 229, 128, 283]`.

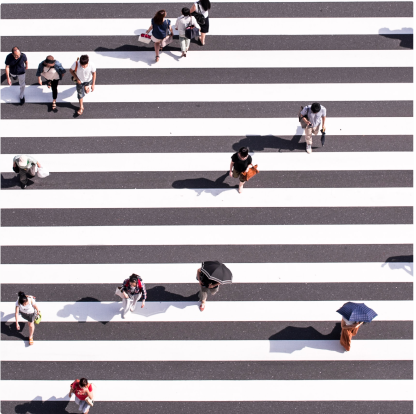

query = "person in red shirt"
[69, 378, 94, 413]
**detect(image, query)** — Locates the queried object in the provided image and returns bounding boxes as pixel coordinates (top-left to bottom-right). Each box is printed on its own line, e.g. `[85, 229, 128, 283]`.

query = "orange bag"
[241, 164, 259, 182]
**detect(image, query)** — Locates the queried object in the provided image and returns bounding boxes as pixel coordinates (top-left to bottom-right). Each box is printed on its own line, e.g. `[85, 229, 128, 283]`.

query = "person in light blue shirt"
[300, 103, 327, 154]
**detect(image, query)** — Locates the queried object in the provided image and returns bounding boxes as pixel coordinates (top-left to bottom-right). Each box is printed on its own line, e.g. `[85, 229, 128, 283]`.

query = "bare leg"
[200, 33, 206, 45]
[238, 182, 245, 193]
[78, 97, 84, 115]
[154, 42, 161, 61]
[28, 322, 35, 339]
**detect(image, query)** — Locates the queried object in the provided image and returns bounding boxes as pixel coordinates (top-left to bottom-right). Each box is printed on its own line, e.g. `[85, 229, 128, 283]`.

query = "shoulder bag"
[115, 286, 125, 299]
[191, 3, 206, 26]
[185, 18, 200, 40]
[298, 106, 311, 129]
[71, 58, 79, 83]
[241, 164, 259, 182]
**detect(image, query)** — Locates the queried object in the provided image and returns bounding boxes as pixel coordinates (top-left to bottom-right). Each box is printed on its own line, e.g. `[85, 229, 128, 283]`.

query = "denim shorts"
[76, 80, 93, 100]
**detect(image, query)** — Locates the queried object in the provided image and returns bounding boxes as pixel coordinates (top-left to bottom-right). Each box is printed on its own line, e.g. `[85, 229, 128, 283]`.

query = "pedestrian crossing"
[0, 0, 413, 413]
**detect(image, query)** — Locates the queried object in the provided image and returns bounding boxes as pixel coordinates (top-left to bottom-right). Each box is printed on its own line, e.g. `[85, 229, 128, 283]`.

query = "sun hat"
[17, 155, 29, 168]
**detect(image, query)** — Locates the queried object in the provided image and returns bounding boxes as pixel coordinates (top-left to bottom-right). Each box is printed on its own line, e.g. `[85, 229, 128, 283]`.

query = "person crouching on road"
[121, 274, 147, 318]
[13, 154, 42, 189]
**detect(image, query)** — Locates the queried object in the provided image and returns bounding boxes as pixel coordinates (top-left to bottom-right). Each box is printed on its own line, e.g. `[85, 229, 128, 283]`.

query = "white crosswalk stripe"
[0, 1, 413, 412]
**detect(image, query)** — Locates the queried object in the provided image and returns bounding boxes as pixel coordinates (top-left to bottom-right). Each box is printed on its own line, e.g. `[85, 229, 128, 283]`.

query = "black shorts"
[200, 16, 209, 33]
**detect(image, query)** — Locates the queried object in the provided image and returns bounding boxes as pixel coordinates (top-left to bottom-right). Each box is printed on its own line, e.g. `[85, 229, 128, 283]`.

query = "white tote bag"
[138, 33, 152, 44]
[37, 167, 50, 178]
[115, 287, 125, 299]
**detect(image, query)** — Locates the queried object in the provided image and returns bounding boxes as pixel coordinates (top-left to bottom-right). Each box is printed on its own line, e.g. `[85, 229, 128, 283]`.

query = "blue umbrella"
[336, 302, 378, 323]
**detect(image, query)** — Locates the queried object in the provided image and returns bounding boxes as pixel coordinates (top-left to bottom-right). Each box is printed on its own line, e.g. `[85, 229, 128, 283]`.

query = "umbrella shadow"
[135, 287, 198, 317]
[382, 255, 413, 276]
[57, 297, 120, 325]
[378, 27, 413, 49]
[269, 324, 345, 354]
[172, 172, 238, 196]
[14, 397, 70, 414]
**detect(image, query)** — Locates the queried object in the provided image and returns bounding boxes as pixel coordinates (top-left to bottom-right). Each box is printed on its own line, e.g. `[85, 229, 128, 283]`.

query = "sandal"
[29, 337, 34, 345]
[52, 102, 57, 110]
[77, 108, 84, 115]
[155, 56, 160, 62]
[199, 303, 205, 312]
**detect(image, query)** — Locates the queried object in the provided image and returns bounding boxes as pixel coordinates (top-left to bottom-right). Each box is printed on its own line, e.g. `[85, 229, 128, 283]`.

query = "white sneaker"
[306, 144, 312, 154]
[130, 305, 136, 312]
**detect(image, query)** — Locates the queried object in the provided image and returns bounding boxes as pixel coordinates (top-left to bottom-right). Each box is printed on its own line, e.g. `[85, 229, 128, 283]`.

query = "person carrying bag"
[176, 7, 201, 57]
[69, 378, 94, 413]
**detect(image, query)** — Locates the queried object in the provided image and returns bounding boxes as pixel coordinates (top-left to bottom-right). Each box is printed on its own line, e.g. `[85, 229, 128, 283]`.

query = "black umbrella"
[201, 261, 233, 284]
[320, 129, 326, 146]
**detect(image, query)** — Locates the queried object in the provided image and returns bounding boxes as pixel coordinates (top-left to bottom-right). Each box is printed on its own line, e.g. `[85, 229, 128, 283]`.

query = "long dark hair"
[153, 10, 166, 25]
[79, 378, 89, 387]
[199, 0, 211, 10]
[18, 291, 28, 305]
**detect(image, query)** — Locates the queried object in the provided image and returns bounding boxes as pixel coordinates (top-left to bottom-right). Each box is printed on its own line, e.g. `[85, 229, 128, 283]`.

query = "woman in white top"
[190, 0, 211, 45]
[175, 7, 200, 57]
[15, 291, 41, 346]
[36, 55, 66, 111]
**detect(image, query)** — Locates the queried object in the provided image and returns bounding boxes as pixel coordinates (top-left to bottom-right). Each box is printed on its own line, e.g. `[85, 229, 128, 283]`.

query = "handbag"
[160, 33, 173, 48]
[298, 106, 311, 129]
[138, 33, 152, 44]
[115, 286, 125, 299]
[191, 3, 206, 26]
[185, 23, 200, 40]
[71, 58, 79, 83]
[85, 396, 94, 407]
[34, 310, 42, 325]
[241, 164, 259, 182]
[37, 167, 49, 178]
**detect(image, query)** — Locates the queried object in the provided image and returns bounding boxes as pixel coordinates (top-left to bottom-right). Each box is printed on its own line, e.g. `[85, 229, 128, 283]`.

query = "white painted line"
[1, 152, 412, 172]
[0, 379, 413, 401]
[0, 117, 413, 137]
[1, 300, 411, 323]
[2, 262, 412, 284]
[1, 18, 412, 37]
[2, 0, 410, 3]
[1, 224, 412, 246]
[0, 50, 412, 69]
[1, 188, 412, 209]
[1, 340, 413, 362]
[2, 83, 412, 104]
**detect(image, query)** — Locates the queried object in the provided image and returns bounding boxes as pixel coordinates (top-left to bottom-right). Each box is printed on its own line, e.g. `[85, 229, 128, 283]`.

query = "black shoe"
[20, 97, 25, 105]
[21, 183, 27, 189]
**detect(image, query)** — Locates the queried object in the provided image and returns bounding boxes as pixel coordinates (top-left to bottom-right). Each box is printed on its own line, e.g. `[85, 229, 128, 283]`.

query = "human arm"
[25, 59, 28, 70]
[38, 76, 42, 86]
[15, 306, 20, 330]
[91, 71, 96, 92]
[190, 3, 196, 13]
[208, 281, 220, 288]
[196, 268, 203, 285]
[146, 25, 153, 34]
[84, 385, 94, 399]
[69, 63, 82, 85]
[229, 161, 234, 177]
[5, 66, 12, 85]
[321, 116, 326, 131]
[193, 16, 201, 30]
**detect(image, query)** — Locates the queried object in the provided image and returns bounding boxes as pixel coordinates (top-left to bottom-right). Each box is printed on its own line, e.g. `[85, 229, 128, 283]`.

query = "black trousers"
[50, 79, 59, 99]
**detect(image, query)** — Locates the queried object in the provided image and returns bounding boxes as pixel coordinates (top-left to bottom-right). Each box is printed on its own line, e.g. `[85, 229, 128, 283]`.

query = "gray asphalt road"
[1, 0, 413, 412]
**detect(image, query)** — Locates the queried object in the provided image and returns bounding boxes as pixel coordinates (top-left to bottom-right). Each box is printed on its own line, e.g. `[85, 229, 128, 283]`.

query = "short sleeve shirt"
[71, 381, 93, 401]
[195, 2, 209, 17]
[231, 153, 253, 173]
[151, 18, 170, 39]
[15, 297, 35, 314]
[5, 53, 27, 75]
[70, 61, 96, 83]
[301, 105, 327, 128]
[13, 154, 38, 169]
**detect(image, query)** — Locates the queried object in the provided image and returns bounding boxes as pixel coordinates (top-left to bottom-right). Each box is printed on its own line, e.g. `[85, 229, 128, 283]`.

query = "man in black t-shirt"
[5, 46, 28, 105]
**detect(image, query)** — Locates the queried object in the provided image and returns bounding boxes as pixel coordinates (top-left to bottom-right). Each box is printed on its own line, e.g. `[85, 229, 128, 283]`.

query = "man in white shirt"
[69, 54, 96, 116]
[300, 102, 326, 154]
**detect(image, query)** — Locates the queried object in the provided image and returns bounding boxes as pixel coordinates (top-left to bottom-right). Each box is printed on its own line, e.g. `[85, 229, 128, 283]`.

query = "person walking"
[300, 102, 326, 154]
[229, 147, 253, 193]
[196, 267, 220, 311]
[4, 46, 28, 105]
[13, 154, 42, 189]
[145, 10, 173, 62]
[69, 378, 94, 413]
[175, 8, 201, 57]
[190, 0, 211, 45]
[69, 55, 96, 116]
[15, 291, 41, 346]
[36, 55, 66, 111]
[340, 317, 363, 351]
[120, 274, 147, 318]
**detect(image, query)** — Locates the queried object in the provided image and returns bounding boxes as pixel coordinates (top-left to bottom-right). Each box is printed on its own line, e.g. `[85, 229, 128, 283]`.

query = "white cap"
[17, 155, 28, 168]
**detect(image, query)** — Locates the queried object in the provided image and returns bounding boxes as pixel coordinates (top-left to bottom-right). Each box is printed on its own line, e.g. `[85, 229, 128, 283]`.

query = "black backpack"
[191, 3, 206, 26]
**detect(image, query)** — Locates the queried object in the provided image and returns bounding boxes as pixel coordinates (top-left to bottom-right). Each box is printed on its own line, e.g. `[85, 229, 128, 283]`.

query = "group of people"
[146, 0, 211, 60]
[5, 47, 96, 116]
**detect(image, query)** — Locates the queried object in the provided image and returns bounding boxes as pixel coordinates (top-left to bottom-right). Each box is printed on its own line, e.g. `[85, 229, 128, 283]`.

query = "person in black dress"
[229, 147, 253, 193]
